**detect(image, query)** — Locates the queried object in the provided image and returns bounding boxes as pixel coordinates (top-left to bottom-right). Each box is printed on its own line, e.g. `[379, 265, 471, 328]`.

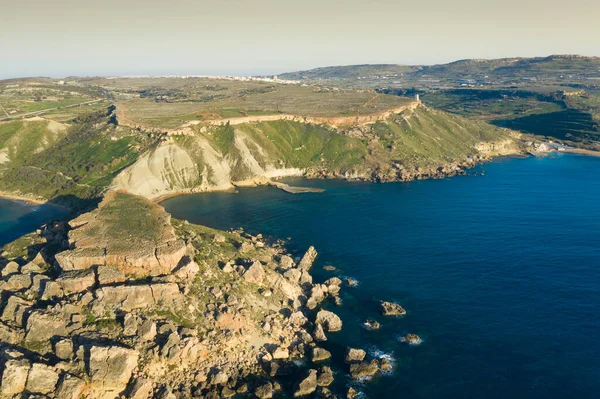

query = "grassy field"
[116, 81, 413, 128]
[0, 80, 105, 121]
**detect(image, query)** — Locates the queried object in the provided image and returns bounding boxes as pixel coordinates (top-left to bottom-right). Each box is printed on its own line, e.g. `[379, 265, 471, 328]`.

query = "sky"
[1, 0, 599, 78]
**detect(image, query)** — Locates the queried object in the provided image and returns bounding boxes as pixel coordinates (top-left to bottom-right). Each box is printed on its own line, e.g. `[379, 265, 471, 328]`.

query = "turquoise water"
[0, 199, 65, 247]
[162, 153, 600, 399]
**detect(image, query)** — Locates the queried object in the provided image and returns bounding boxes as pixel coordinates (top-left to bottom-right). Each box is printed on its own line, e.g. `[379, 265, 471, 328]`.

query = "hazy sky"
[2, 0, 599, 78]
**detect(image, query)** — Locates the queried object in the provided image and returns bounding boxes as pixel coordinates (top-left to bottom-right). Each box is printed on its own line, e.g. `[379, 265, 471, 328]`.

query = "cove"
[162, 153, 600, 399]
[0, 199, 66, 247]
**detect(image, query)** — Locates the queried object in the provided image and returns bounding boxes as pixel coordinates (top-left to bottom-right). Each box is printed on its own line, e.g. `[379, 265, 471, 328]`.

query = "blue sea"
[161, 153, 600, 399]
[0, 199, 65, 246]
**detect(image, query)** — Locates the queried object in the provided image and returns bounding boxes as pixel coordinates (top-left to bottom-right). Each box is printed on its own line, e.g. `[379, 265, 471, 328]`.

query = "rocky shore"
[0, 191, 402, 399]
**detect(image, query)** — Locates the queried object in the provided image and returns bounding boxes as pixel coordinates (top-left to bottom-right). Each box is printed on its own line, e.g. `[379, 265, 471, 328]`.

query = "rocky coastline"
[0, 191, 407, 399]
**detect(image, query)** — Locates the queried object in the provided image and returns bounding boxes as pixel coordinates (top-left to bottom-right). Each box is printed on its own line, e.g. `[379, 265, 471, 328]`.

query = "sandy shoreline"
[0, 191, 47, 206]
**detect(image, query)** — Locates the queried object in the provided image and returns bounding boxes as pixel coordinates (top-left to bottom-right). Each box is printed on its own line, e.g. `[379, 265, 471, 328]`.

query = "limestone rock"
[4, 273, 32, 291]
[284, 268, 301, 283]
[94, 283, 181, 312]
[400, 333, 422, 345]
[54, 339, 74, 360]
[138, 319, 157, 341]
[349, 360, 379, 379]
[315, 310, 342, 332]
[57, 268, 96, 295]
[25, 363, 60, 394]
[1, 261, 19, 276]
[127, 378, 154, 399]
[88, 346, 139, 394]
[96, 265, 127, 285]
[288, 311, 308, 327]
[381, 301, 406, 316]
[0, 321, 25, 344]
[1, 295, 32, 326]
[311, 347, 331, 362]
[313, 323, 327, 342]
[298, 246, 317, 270]
[25, 311, 68, 342]
[279, 255, 294, 270]
[254, 381, 273, 399]
[272, 347, 289, 360]
[55, 374, 86, 399]
[173, 257, 200, 280]
[317, 366, 334, 387]
[0, 358, 30, 395]
[294, 369, 317, 397]
[345, 348, 366, 363]
[243, 261, 265, 284]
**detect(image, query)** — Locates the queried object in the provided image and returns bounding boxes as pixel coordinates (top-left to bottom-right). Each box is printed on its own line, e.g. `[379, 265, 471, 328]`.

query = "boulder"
[313, 323, 327, 342]
[88, 346, 139, 394]
[315, 310, 342, 332]
[363, 319, 380, 330]
[400, 333, 422, 345]
[279, 255, 294, 270]
[381, 301, 406, 316]
[0, 321, 25, 344]
[283, 268, 301, 283]
[311, 347, 331, 362]
[25, 311, 68, 342]
[25, 363, 60, 394]
[0, 358, 30, 395]
[288, 311, 308, 327]
[41, 280, 64, 300]
[272, 347, 289, 360]
[123, 313, 141, 336]
[345, 348, 366, 363]
[347, 387, 359, 399]
[96, 265, 127, 285]
[56, 268, 96, 295]
[306, 285, 325, 310]
[349, 360, 379, 379]
[317, 366, 334, 387]
[55, 374, 86, 399]
[298, 246, 317, 270]
[324, 277, 342, 286]
[127, 378, 154, 399]
[294, 369, 317, 397]
[1, 261, 19, 276]
[54, 339, 74, 360]
[4, 273, 32, 291]
[137, 319, 157, 341]
[254, 381, 273, 399]
[211, 371, 229, 385]
[1, 295, 32, 326]
[173, 256, 199, 280]
[243, 261, 265, 284]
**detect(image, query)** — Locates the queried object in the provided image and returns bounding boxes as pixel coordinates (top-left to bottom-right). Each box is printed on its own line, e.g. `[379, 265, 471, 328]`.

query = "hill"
[280, 55, 600, 83]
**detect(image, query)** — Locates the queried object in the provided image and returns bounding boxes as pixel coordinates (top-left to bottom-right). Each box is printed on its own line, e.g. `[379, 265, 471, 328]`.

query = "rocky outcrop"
[55, 191, 190, 278]
[381, 301, 406, 316]
[0, 192, 352, 399]
[315, 310, 343, 332]
[88, 346, 139, 397]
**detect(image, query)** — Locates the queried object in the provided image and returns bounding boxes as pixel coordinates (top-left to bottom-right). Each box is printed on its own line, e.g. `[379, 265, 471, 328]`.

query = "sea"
[160, 153, 600, 399]
[0, 199, 65, 247]
[1, 153, 599, 398]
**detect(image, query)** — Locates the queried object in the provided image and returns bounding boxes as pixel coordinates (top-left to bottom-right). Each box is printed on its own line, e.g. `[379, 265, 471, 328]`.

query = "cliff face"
[112, 106, 520, 199]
